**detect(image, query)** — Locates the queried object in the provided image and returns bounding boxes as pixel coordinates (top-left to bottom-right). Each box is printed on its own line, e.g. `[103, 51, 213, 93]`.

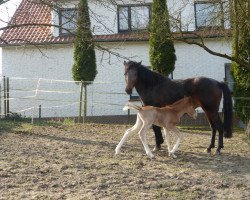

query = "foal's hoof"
[115, 148, 121, 155]
[147, 153, 155, 159]
[169, 151, 177, 159]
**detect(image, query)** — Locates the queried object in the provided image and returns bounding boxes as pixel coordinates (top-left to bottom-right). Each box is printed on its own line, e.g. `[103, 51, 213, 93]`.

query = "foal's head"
[123, 61, 141, 94]
[183, 97, 197, 119]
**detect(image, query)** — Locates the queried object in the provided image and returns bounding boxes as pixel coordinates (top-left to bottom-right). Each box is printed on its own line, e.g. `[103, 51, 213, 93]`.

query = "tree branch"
[175, 37, 250, 70]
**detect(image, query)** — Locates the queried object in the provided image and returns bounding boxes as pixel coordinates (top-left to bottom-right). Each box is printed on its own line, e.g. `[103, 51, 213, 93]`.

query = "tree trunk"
[83, 84, 87, 123]
[246, 120, 250, 138]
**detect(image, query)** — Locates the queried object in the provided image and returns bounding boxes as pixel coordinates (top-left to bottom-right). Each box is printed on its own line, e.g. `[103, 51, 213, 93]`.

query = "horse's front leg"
[139, 124, 154, 159]
[115, 115, 142, 154]
[152, 125, 164, 151]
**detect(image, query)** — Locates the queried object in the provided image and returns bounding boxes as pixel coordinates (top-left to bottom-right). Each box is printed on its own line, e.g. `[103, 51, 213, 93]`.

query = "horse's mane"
[137, 65, 170, 86]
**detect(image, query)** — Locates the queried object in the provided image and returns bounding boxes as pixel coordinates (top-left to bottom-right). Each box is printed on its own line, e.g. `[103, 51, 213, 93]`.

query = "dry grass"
[0, 122, 249, 199]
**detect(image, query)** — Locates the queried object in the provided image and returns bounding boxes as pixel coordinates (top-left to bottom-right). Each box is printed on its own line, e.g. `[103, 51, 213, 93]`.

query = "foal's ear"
[138, 61, 142, 65]
[123, 61, 127, 65]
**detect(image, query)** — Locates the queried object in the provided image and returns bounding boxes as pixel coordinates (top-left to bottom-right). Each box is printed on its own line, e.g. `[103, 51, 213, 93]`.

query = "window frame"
[194, 1, 224, 30]
[117, 4, 151, 33]
[58, 8, 77, 36]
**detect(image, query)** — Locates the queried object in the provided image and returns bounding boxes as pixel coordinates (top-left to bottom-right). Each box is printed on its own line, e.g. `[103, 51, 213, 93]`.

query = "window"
[194, 1, 224, 29]
[118, 5, 151, 32]
[59, 8, 77, 35]
[225, 63, 233, 92]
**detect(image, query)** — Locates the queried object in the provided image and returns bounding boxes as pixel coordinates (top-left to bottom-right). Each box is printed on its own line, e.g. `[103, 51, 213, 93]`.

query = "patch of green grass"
[63, 118, 75, 126]
[13, 123, 33, 132]
[0, 119, 22, 132]
[33, 120, 63, 127]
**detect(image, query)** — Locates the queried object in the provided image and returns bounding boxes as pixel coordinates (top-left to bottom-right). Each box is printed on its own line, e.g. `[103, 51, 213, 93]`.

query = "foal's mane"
[165, 97, 191, 110]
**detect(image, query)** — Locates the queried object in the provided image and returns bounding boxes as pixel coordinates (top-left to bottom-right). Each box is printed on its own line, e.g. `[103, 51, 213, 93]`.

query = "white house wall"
[1, 38, 231, 117]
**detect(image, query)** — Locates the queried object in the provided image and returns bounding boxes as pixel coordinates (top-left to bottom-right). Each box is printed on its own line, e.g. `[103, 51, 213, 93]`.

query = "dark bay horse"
[123, 61, 233, 154]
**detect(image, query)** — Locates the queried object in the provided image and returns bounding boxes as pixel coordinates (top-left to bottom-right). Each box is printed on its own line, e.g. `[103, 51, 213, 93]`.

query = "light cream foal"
[115, 97, 197, 159]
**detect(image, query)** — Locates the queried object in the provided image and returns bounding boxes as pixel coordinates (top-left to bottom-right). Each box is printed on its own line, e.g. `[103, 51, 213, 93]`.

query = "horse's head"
[123, 60, 142, 94]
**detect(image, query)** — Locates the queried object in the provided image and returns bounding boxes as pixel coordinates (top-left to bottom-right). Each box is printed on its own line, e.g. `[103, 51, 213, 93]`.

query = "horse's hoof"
[153, 145, 161, 152]
[215, 149, 221, 155]
[205, 148, 212, 153]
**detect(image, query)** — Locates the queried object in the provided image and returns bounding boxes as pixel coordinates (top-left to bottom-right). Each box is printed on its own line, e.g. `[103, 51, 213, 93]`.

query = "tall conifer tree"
[149, 0, 176, 76]
[72, 0, 97, 121]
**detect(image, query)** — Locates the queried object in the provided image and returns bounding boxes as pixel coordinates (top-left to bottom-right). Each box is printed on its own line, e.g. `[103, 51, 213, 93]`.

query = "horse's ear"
[124, 61, 127, 65]
[138, 61, 142, 65]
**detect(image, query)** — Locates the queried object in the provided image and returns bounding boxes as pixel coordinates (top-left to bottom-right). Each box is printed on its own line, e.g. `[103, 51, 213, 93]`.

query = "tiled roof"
[0, 0, 52, 46]
[0, 0, 231, 47]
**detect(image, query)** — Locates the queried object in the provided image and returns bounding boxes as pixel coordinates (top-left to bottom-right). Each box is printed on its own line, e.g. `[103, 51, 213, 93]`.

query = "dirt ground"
[0, 123, 249, 200]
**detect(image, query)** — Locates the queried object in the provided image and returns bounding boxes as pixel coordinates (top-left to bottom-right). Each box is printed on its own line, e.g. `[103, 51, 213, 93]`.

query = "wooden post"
[3, 76, 6, 117]
[39, 105, 41, 120]
[83, 84, 87, 123]
[0, 84, 1, 118]
[127, 109, 130, 124]
[78, 81, 84, 123]
[6, 77, 10, 117]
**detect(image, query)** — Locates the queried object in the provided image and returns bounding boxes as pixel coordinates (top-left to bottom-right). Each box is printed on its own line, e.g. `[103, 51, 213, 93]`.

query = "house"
[0, 0, 233, 120]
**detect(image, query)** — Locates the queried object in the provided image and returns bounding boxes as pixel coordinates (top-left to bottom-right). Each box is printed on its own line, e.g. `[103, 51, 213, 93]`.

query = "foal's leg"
[163, 127, 171, 156]
[115, 115, 142, 154]
[169, 127, 183, 158]
[139, 123, 154, 159]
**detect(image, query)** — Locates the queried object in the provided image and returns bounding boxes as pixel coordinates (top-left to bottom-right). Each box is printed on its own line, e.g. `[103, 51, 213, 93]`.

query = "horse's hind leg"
[215, 115, 224, 154]
[115, 115, 142, 154]
[205, 111, 223, 154]
[207, 124, 216, 153]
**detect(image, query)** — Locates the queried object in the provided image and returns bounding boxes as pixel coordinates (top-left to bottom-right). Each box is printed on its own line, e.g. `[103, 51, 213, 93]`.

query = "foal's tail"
[123, 103, 142, 111]
[219, 82, 233, 138]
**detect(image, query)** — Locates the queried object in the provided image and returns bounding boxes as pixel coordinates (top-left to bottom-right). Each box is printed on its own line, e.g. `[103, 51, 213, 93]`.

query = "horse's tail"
[219, 82, 233, 138]
[123, 103, 142, 111]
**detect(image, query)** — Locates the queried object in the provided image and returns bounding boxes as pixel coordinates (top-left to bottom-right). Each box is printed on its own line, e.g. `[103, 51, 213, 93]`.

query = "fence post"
[39, 105, 41, 120]
[6, 77, 9, 117]
[31, 78, 41, 124]
[0, 84, 1, 118]
[3, 76, 6, 117]
[78, 81, 84, 123]
[83, 84, 87, 123]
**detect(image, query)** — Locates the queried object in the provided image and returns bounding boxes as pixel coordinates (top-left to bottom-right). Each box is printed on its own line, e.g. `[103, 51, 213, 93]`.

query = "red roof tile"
[0, 0, 231, 47]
